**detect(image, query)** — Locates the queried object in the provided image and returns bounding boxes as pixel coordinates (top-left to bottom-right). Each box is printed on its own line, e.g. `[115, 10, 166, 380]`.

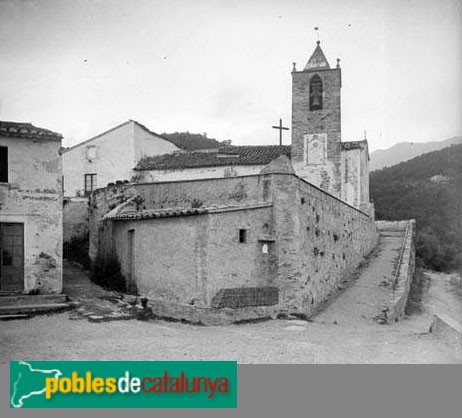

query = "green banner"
[10, 361, 237, 408]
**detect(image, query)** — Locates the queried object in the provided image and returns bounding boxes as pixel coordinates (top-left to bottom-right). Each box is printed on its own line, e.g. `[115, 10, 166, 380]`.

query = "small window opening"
[239, 229, 247, 243]
[0, 146, 8, 183]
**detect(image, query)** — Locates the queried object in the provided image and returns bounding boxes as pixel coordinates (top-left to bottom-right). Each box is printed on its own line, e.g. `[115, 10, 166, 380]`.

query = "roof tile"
[135, 145, 291, 170]
[0, 121, 62, 141]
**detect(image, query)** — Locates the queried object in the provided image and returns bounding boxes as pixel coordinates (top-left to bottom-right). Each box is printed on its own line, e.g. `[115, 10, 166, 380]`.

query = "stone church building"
[89, 41, 378, 323]
[133, 41, 372, 216]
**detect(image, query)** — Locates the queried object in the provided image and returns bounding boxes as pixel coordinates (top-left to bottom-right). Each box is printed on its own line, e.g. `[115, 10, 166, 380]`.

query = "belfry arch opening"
[309, 74, 323, 111]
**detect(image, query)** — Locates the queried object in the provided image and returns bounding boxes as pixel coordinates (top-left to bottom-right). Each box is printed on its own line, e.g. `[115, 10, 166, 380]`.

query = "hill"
[370, 144, 462, 271]
[370, 136, 462, 171]
[162, 132, 229, 150]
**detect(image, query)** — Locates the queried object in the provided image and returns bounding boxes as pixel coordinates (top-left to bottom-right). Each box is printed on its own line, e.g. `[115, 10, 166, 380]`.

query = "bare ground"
[0, 250, 461, 364]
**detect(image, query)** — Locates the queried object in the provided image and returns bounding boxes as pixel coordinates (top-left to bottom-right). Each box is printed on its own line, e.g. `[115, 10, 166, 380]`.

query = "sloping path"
[1, 257, 459, 363]
[63, 260, 115, 300]
[62, 260, 138, 321]
[423, 271, 462, 325]
[314, 228, 405, 325]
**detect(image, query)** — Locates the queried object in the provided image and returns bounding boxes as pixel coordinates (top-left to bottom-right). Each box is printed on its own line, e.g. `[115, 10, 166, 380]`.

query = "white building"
[63, 119, 179, 198]
[62, 120, 180, 243]
[0, 121, 63, 294]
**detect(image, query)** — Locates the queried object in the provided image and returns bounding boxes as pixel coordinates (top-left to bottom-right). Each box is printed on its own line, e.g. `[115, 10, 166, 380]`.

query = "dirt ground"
[1, 264, 460, 364]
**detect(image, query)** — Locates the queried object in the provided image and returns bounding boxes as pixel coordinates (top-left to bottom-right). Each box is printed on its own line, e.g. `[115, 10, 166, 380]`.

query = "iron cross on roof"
[272, 119, 289, 146]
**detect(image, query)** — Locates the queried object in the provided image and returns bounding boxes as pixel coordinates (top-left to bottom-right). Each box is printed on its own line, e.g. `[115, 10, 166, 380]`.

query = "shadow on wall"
[91, 253, 127, 293]
[63, 235, 91, 270]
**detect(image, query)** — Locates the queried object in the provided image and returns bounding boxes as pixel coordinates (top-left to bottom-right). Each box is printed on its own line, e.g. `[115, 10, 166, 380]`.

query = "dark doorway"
[0, 223, 24, 292]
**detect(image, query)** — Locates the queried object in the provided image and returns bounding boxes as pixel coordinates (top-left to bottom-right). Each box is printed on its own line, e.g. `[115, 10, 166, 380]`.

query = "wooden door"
[0, 223, 24, 292]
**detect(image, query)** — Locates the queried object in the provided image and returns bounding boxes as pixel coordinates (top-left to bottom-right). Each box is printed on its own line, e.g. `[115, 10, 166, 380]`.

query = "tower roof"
[304, 41, 330, 71]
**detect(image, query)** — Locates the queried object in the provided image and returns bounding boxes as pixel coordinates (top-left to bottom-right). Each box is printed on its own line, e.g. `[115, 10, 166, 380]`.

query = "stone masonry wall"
[91, 172, 378, 322]
[63, 197, 89, 243]
[380, 219, 416, 322]
[269, 173, 378, 316]
[134, 164, 263, 184]
[0, 136, 62, 294]
[89, 176, 267, 260]
[291, 68, 342, 198]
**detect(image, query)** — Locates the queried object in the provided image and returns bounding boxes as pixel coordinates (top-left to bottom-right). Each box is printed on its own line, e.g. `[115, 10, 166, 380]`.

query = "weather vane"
[314, 26, 320, 42]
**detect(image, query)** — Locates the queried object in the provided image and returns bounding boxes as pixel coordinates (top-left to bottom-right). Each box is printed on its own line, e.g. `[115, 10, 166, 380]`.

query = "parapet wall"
[381, 219, 416, 322]
[430, 314, 462, 351]
[376, 220, 412, 230]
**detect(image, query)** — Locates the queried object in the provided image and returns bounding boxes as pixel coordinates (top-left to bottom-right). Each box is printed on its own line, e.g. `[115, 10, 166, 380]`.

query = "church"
[291, 41, 372, 215]
[88, 41, 378, 324]
[133, 41, 373, 216]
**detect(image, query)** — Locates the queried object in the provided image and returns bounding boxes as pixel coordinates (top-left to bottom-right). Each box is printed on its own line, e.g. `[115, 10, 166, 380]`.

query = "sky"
[0, 0, 460, 151]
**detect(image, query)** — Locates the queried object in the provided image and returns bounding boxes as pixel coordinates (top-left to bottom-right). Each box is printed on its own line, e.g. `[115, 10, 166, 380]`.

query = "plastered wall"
[0, 136, 62, 293]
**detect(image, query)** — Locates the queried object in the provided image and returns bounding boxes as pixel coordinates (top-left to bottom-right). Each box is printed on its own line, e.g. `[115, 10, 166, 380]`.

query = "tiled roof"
[135, 145, 291, 171]
[0, 121, 62, 141]
[105, 203, 273, 221]
[107, 207, 209, 221]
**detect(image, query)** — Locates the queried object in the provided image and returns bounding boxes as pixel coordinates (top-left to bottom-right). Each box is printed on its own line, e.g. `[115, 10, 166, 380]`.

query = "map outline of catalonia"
[10, 361, 62, 408]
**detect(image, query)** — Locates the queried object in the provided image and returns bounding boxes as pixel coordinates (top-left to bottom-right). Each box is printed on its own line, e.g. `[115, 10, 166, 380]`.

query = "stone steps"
[0, 314, 30, 321]
[0, 294, 67, 307]
[0, 303, 70, 317]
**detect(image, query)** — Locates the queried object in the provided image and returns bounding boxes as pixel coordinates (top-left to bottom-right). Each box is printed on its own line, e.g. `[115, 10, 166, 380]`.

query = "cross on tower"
[272, 118, 289, 146]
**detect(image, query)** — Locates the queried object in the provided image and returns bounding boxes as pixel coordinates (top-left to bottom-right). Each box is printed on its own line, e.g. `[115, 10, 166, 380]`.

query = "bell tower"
[291, 41, 342, 198]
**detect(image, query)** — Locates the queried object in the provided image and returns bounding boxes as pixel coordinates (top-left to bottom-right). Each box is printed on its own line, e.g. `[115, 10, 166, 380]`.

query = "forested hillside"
[162, 132, 229, 150]
[370, 144, 462, 271]
[369, 136, 462, 171]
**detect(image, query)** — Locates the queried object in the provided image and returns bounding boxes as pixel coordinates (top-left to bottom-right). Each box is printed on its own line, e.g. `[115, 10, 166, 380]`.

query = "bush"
[63, 235, 91, 270]
[91, 254, 126, 293]
[370, 145, 462, 272]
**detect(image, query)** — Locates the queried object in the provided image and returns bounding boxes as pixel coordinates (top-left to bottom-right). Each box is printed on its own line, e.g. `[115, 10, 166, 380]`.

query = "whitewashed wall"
[134, 165, 265, 183]
[63, 121, 179, 197]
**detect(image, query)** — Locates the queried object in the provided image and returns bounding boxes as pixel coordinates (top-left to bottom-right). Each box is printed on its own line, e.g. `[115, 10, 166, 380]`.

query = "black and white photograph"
[0, 0, 461, 379]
